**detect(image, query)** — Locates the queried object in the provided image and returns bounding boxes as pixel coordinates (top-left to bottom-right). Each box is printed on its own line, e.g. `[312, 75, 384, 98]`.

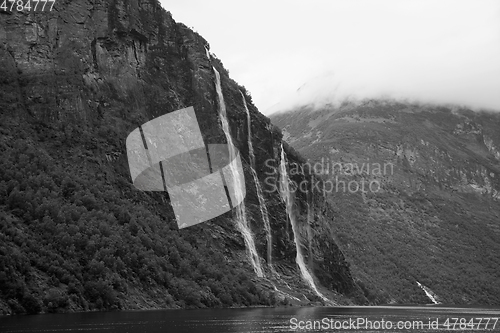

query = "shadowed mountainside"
[0, 0, 363, 314]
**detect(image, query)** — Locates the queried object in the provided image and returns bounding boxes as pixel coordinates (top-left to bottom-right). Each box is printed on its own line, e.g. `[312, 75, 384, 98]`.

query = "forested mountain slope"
[0, 0, 362, 314]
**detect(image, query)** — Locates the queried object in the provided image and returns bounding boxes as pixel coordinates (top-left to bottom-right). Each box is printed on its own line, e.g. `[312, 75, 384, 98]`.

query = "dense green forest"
[0, 124, 282, 314]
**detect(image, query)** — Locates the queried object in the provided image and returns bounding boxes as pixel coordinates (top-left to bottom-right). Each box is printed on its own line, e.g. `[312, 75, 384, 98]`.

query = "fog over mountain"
[267, 70, 500, 115]
[1, 0, 500, 322]
[164, 0, 500, 114]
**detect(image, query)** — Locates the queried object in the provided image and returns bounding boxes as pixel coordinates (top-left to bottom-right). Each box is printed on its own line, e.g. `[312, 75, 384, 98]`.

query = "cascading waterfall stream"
[241, 91, 273, 268]
[306, 201, 314, 268]
[212, 66, 264, 278]
[416, 281, 440, 304]
[279, 144, 330, 303]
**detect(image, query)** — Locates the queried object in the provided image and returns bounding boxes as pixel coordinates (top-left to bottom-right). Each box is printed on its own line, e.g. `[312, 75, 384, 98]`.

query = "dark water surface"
[0, 306, 499, 332]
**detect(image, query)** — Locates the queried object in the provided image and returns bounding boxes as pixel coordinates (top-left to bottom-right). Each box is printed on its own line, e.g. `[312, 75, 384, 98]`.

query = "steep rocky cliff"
[0, 0, 362, 314]
[272, 100, 500, 304]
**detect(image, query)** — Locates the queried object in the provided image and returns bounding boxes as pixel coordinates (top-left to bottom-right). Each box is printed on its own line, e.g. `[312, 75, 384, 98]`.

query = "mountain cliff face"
[271, 100, 500, 305]
[0, 0, 362, 314]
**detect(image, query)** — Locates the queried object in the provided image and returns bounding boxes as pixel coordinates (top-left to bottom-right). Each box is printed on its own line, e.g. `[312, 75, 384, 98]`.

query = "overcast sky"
[161, 0, 500, 114]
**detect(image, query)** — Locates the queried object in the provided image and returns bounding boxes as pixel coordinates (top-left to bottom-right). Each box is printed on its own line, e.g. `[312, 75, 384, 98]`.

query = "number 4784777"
[1, 0, 56, 12]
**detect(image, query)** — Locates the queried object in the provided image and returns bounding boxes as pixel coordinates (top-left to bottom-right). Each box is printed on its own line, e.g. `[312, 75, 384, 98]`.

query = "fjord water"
[1, 306, 498, 332]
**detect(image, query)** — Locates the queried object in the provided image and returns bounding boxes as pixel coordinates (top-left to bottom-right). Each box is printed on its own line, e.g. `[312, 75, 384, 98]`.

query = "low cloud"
[164, 0, 500, 114]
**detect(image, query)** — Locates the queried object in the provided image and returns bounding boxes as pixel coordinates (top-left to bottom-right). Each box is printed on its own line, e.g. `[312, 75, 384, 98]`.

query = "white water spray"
[416, 281, 440, 304]
[279, 144, 330, 302]
[241, 91, 273, 267]
[213, 67, 264, 278]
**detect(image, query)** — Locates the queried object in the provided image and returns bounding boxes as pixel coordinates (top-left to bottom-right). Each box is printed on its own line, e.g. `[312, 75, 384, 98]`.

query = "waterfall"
[241, 91, 273, 267]
[273, 286, 301, 302]
[279, 144, 329, 302]
[212, 67, 264, 278]
[307, 201, 313, 268]
[416, 281, 440, 304]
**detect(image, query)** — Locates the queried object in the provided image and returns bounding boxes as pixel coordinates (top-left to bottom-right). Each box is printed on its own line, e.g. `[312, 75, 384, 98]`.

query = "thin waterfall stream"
[241, 91, 273, 268]
[212, 66, 264, 278]
[279, 144, 331, 303]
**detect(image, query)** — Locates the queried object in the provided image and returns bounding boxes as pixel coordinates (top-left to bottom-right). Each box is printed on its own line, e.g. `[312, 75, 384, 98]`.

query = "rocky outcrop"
[0, 0, 361, 313]
[484, 135, 500, 162]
